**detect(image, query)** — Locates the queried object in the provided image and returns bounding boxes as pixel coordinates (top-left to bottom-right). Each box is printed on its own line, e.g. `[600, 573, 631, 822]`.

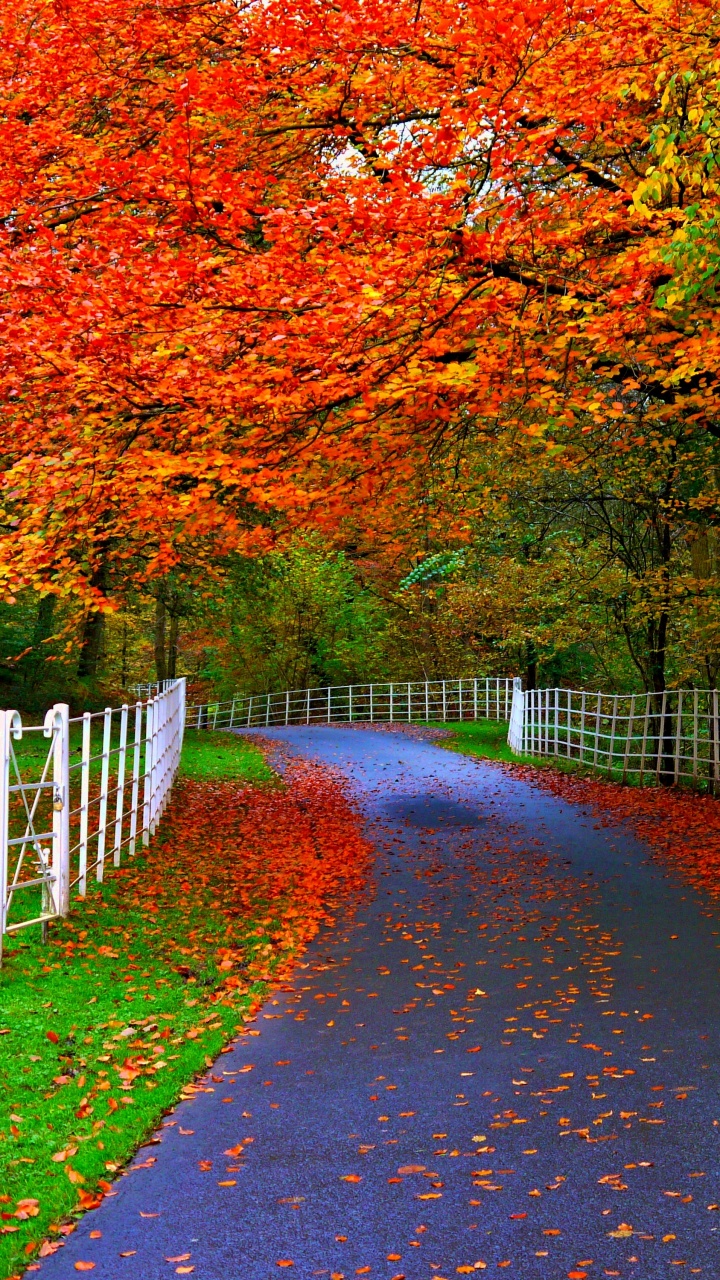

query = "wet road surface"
[36, 727, 720, 1279]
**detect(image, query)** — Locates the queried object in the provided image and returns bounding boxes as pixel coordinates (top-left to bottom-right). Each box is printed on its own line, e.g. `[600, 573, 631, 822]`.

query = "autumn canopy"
[0, 0, 718, 690]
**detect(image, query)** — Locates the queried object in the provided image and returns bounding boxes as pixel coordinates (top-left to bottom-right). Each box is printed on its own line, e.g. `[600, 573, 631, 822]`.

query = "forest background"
[1, 0, 720, 711]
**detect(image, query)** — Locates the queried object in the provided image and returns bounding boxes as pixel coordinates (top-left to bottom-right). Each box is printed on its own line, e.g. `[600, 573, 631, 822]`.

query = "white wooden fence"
[508, 679, 720, 788]
[189, 677, 514, 730]
[0, 678, 186, 963]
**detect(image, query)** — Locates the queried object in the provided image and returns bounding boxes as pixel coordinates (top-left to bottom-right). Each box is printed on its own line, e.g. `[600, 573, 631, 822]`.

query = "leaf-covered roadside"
[0, 749, 370, 1279]
[507, 762, 720, 901]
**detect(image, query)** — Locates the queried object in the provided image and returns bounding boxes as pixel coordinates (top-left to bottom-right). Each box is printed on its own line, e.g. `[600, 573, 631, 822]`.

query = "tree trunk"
[653, 522, 673, 781]
[120, 619, 129, 688]
[23, 593, 57, 690]
[167, 613, 179, 680]
[33, 593, 56, 650]
[525, 639, 537, 691]
[154, 594, 167, 683]
[77, 565, 108, 680]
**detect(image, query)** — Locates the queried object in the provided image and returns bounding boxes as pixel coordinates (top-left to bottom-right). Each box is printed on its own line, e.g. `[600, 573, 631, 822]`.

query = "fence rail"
[192, 673, 720, 793]
[0, 678, 186, 962]
[509, 679, 720, 789]
[189, 677, 514, 730]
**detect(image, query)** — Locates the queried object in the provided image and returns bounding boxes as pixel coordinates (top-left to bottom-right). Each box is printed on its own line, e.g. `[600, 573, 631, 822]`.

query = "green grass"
[179, 728, 274, 783]
[426, 719, 601, 777]
[0, 730, 278, 1279]
[427, 720, 670, 787]
[426, 718, 520, 763]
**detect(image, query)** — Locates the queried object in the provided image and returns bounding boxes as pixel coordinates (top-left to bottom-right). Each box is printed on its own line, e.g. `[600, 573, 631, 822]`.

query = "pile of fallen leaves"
[118, 756, 372, 990]
[511, 763, 720, 897]
[0, 756, 370, 1279]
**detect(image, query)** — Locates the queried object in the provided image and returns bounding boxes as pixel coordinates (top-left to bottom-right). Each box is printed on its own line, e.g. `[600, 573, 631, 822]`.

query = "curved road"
[37, 727, 720, 1279]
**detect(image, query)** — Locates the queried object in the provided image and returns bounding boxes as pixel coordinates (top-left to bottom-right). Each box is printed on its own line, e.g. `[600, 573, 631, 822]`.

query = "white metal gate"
[0, 678, 185, 964]
[508, 680, 720, 788]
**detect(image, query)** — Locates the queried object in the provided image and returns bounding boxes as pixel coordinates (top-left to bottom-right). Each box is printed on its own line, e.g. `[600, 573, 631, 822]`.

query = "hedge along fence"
[0, 678, 186, 963]
[189, 677, 515, 730]
[508, 678, 720, 790]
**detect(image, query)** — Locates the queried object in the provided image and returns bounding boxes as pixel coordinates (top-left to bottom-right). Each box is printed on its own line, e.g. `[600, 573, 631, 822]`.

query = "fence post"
[78, 712, 91, 895]
[623, 694, 636, 781]
[714, 690, 720, 793]
[425, 681, 429, 721]
[247, 695, 253, 727]
[370, 684, 374, 722]
[567, 688, 572, 757]
[96, 707, 112, 882]
[580, 691, 587, 764]
[229, 698, 236, 729]
[608, 694, 618, 774]
[593, 693, 601, 768]
[554, 688, 559, 756]
[113, 705, 129, 867]
[473, 678, 478, 721]
[142, 699, 154, 846]
[442, 680, 447, 722]
[407, 682, 412, 723]
[46, 704, 70, 919]
[266, 693, 271, 727]
[286, 689, 290, 726]
[693, 688, 699, 785]
[458, 679, 463, 722]
[328, 686, 332, 723]
[128, 702, 143, 857]
[389, 683, 394, 722]
[0, 712, 11, 964]
[639, 693, 650, 783]
[674, 690, 683, 784]
[349, 685, 353, 723]
[656, 691, 668, 782]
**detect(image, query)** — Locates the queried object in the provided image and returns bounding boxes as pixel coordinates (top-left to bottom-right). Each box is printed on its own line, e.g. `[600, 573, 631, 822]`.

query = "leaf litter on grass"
[0, 754, 370, 1279]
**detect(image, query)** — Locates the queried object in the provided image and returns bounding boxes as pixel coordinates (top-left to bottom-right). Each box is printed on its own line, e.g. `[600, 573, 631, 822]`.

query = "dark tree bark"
[77, 564, 108, 679]
[154, 593, 167, 683]
[525, 639, 537, 691]
[167, 612, 179, 680]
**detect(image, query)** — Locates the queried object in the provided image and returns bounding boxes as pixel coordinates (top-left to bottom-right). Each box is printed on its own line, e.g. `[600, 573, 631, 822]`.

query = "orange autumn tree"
[0, 0, 718, 640]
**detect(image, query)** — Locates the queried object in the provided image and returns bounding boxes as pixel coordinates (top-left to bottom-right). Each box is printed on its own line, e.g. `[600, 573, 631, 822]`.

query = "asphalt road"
[36, 727, 720, 1280]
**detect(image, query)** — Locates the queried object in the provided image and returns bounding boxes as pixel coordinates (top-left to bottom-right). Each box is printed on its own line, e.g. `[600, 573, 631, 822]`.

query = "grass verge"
[0, 731, 367, 1278]
[427, 720, 643, 783]
[179, 728, 275, 784]
[426, 718, 518, 763]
